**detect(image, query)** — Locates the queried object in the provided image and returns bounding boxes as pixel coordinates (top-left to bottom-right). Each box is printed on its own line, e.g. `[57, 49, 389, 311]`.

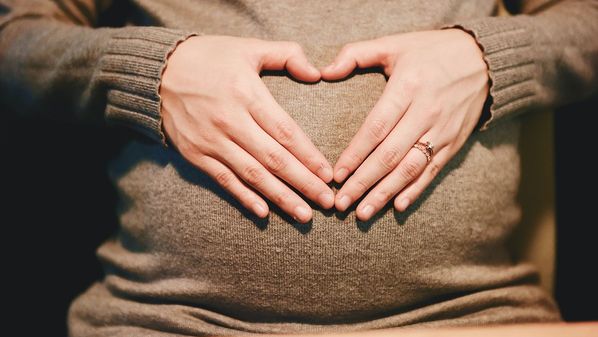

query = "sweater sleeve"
[446, 0, 598, 131]
[0, 0, 198, 146]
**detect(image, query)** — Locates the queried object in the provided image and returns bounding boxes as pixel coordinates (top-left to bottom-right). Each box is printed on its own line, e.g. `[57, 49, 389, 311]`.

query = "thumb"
[259, 41, 321, 82]
[321, 40, 389, 80]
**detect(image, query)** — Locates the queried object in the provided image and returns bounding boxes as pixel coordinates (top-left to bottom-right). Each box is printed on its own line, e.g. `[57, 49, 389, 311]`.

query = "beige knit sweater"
[1, 1, 598, 336]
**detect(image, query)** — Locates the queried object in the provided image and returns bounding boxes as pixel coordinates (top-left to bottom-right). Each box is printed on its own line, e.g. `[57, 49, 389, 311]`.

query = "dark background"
[2, 98, 597, 335]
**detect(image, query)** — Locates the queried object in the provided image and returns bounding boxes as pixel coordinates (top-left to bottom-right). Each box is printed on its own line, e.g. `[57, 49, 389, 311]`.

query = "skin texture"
[160, 35, 335, 223]
[321, 29, 489, 220]
[160, 29, 489, 222]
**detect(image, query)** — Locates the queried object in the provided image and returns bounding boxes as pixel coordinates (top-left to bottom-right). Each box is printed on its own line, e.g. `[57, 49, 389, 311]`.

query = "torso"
[68, 1, 561, 335]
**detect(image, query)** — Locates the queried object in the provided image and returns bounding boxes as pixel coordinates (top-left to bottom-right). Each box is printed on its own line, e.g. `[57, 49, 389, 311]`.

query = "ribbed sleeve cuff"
[99, 27, 199, 146]
[445, 16, 539, 131]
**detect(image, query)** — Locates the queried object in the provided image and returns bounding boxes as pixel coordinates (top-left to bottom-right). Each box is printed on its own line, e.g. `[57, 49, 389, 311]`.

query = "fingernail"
[398, 198, 410, 211]
[317, 165, 333, 182]
[335, 168, 349, 182]
[293, 205, 311, 223]
[252, 203, 267, 217]
[360, 204, 374, 220]
[337, 194, 352, 211]
[318, 191, 335, 208]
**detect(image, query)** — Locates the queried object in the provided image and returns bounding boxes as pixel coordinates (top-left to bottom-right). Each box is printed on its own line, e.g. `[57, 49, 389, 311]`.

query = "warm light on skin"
[320, 29, 489, 221]
[160, 35, 334, 224]
[160, 30, 489, 223]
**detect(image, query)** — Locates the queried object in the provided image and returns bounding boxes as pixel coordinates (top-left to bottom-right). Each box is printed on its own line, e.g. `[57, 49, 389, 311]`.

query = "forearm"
[0, 1, 197, 144]
[449, 0, 598, 130]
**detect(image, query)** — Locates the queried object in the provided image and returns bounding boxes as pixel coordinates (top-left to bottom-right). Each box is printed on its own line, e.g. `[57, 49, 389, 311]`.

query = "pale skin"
[160, 29, 489, 223]
[160, 36, 335, 223]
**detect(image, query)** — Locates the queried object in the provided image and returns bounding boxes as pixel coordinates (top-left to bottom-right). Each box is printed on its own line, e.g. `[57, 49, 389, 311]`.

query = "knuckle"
[379, 148, 401, 170]
[398, 160, 422, 181]
[297, 178, 317, 196]
[199, 140, 219, 158]
[424, 114, 442, 127]
[229, 78, 253, 103]
[242, 165, 265, 186]
[340, 43, 355, 56]
[354, 178, 370, 194]
[176, 137, 196, 155]
[367, 119, 388, 141]
[272, 191, 292, 207]
[374, 189, 394, 204]
[429, 162, 441, 178]
[346, 151, 364, 167]
[385, 89, 409, 112]
[245, 94, 264, 116]
[425, 105, 442, 119]
[401, 75, 421, 94]
[263, 150, 288, 173]
[238, 189, 255, 206]
[273, 120, 295, 146]
[177, 134, 205, 157]
[210, 114, 231, 130]
[304, 158, 322, 172]
[214, 170, 235, 189]
[416, 106, 442, 127]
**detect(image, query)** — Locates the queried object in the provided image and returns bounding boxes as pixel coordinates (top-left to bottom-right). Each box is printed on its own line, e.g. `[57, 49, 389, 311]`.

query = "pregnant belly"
[100, 72, 524, 323]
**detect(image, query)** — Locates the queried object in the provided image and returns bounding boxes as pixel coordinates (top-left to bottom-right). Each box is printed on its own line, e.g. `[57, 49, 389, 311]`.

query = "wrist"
[446, 28, 491, 130]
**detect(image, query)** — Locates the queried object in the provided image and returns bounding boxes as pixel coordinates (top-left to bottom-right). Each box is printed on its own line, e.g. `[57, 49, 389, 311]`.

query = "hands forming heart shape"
[160, 29, 489, 224]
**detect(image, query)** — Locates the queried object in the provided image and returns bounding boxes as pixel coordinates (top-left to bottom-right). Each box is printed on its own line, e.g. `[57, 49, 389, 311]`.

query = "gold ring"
[413, 141, 434, 163]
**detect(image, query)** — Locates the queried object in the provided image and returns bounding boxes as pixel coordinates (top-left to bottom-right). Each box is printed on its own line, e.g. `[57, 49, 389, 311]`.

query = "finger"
[355, 140, 441, 221]
[335, 110, 427, 212]
[229, 114, 335, 209]
[215, 140, 314, 223]
[394, 147, 451, 212]
[259, 41, 320, 82]
[248, 77, 334, 183]
[195, 155, 269, 218]
[333, 75, 412, 183]
[320, 39, 390, 80]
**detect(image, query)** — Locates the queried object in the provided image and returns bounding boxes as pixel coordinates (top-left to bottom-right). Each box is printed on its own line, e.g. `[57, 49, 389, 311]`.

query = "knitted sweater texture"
[1, 0, 597, 336]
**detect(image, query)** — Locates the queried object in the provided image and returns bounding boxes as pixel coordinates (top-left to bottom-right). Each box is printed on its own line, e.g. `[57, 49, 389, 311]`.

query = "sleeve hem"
[443, 16, 540, 131]
[99, 27, 200, 147]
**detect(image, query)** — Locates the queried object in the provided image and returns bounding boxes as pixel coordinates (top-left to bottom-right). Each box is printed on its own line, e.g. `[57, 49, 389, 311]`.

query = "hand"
[160, 36, 335, 223]
[320, 29, 489, 220]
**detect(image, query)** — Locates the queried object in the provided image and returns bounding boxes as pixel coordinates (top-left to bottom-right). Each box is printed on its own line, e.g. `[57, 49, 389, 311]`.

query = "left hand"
[320, 29, 489, 220]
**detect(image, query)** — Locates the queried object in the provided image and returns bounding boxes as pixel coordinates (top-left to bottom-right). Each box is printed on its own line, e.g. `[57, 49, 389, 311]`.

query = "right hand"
[159, 35, 334, 223]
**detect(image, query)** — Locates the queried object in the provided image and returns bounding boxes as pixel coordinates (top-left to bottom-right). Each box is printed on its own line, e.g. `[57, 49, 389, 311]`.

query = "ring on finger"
[412, 141, 434, 163]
